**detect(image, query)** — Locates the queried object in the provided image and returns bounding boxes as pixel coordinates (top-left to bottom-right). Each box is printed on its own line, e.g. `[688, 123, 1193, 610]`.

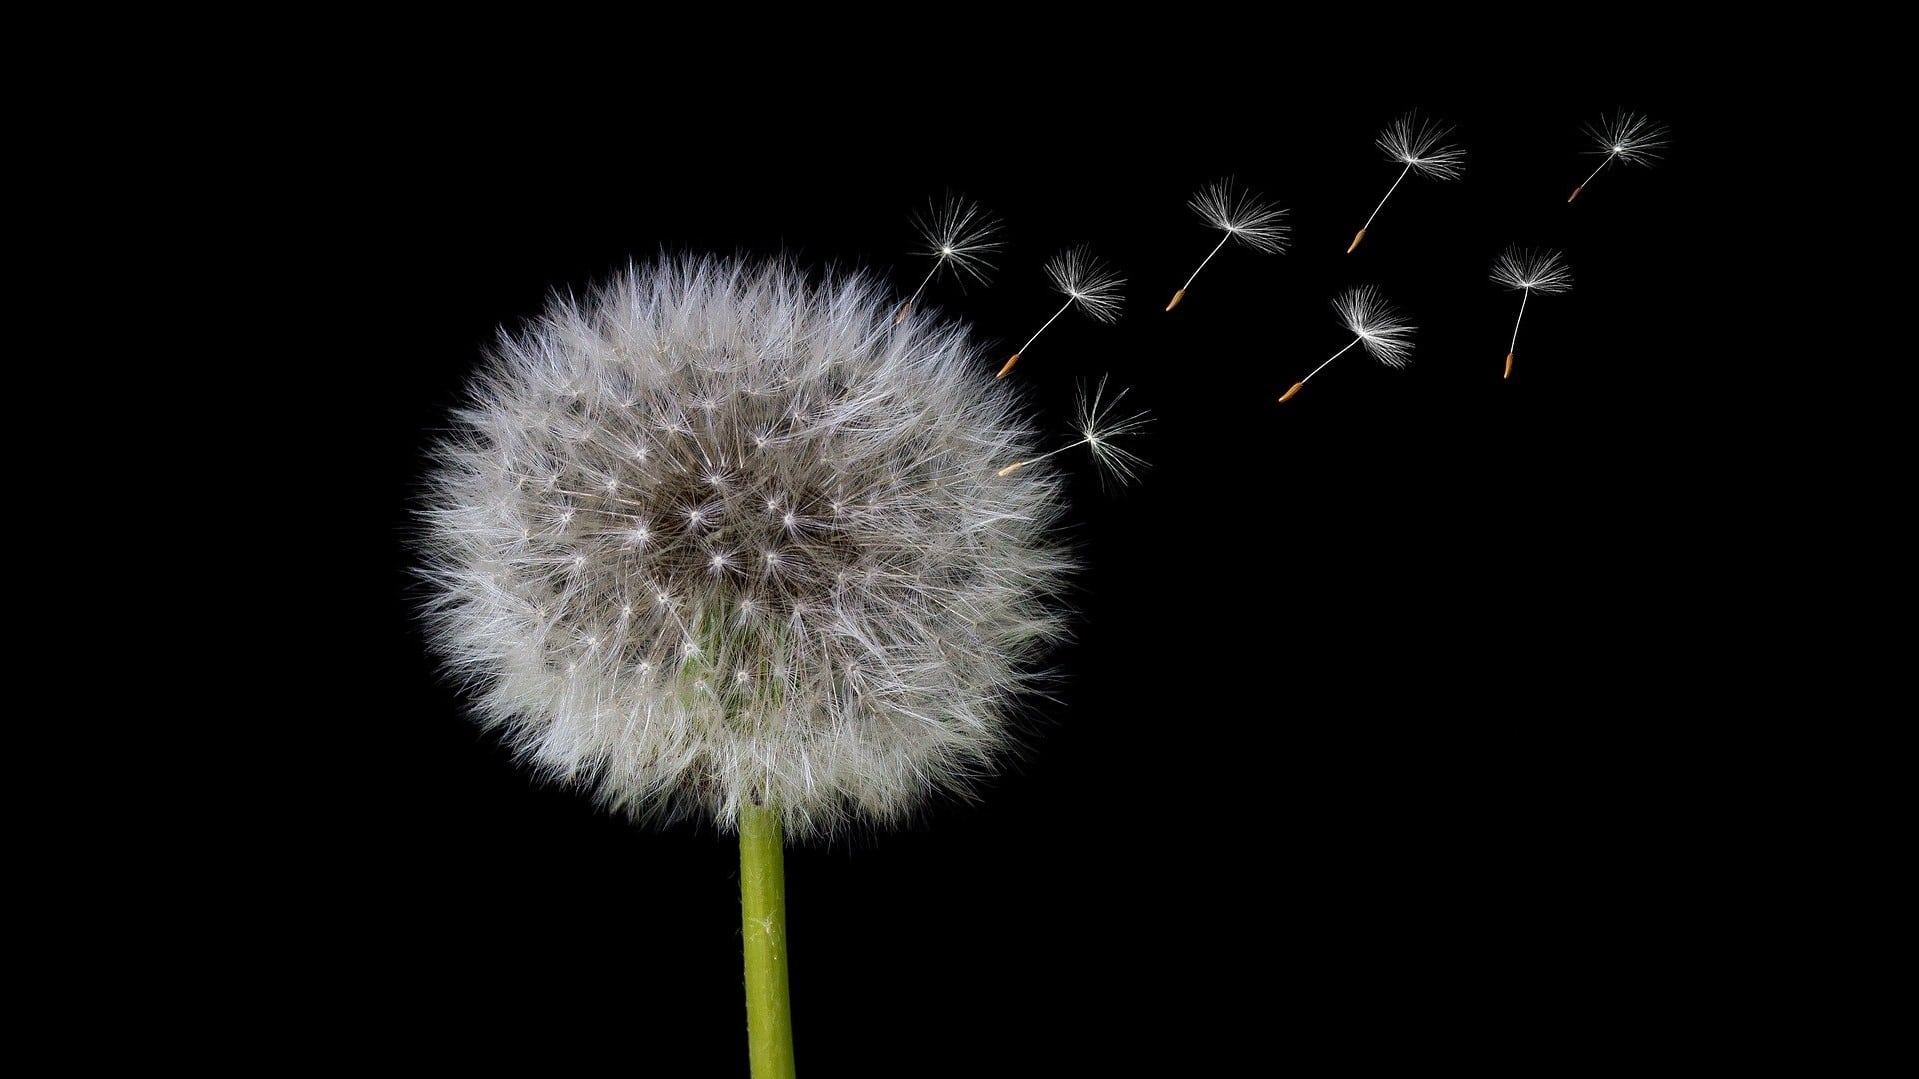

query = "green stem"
[740, 799, 796, 1079]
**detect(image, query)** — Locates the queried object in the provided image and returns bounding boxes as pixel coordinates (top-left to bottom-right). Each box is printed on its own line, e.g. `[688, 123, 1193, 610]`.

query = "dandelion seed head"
[1044, 246, 1127, 324]
[1188, 179, 1290, 254]
[1334, 285, 1416, 369]
[1072, 377, 1151, 487]
[912, 194, 1004, 286]
[1491, 246, 1574, 294]
[1376, 111, 1467, 180]
[418, 256, 1074, 838]
[1587, 111, 1668, 166]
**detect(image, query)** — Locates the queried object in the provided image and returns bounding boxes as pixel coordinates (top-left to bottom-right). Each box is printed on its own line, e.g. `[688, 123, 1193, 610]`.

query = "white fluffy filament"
[419, 257, 1077, 839]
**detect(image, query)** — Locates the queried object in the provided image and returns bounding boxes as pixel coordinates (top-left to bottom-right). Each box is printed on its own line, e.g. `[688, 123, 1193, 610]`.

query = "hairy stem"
[741, 799, 796, 1079]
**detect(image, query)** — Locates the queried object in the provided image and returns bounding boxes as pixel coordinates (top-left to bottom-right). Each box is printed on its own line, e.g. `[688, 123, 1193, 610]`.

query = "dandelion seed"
[1568, 111, 1668, 203]
[897, 194, 1003, 323]
[1347, 111, 1465, 253]
[1166, 178, 1289, 312]
[997, 247, 1126, 378]
[1277, 285, 1415, 403]
[997, 376, 1150, 483]
[1490, 246, 1572, 379]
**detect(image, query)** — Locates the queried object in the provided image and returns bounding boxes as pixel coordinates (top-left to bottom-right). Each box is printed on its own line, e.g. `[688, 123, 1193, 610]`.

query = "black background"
[352, 74, 1699, 1074]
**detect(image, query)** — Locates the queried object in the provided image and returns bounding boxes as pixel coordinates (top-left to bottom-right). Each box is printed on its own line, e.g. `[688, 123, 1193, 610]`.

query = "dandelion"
[1490, 246, 1572, 379]
[1277, 285, 1415, 403]
[897, 194, 1003, 323]
[997, 246, 1126, 378]
[1347, 111, 1465, 253]
[997, 376, 1150, 484]
[419, 256, 1085, 1078]
[1165, 178, 1289, 312]
[1568, 110, 1668, 203]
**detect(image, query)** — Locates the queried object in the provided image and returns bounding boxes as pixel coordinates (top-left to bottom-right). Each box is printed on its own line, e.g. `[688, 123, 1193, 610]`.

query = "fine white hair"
[1376, 112, 1467, 179]
[1044, 247, 1127, 323]
[1189, 179, 1291, 254]
[1586, 111, 1669, 166]
[418, 257, 1074, 838]
[1335, 285, 1417, 368]
[1491, 246, 1574, 294]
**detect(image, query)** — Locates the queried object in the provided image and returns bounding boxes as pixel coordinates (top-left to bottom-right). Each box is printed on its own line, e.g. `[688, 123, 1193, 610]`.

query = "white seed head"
[1376, 111, 1467, 180]
[418, 257, 1075, 839]
[1044, 246, 1127, 324]
[1071, 377, 1150, 488]
[912, 194, 1004, 285]
[1491, 246, 1573, 294]
[1334, 285, 1416, 368]
[1586, 111, 1668, 166]
[1188, 178, 1290, 254]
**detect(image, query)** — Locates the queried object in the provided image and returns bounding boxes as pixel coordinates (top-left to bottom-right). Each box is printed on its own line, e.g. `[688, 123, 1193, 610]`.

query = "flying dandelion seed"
[1491, 246, 1572, 379]
[897, 194, 1004, 323]
[997, 376, 1150, 483]
[1166, 178, 1289, 312]
[997, 247, 1126, 379]
[1277, 285, 1415, 403]
[1568, 111, 1668, 203]
[1347, 112, 1465, 253]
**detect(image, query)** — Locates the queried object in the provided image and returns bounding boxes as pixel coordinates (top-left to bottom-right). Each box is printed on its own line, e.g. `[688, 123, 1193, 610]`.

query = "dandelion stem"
[1361, 163, 1412, 233]
[1570, 156, 1612, 202]
[1180, 234, 1233, 294]
[1020, 299, 1074, 357]
[1578, 155, 1613, 191]
[905, 265, 939, 311]
[1509, 288, 1529, 353]
[998, 435, 1090, 476]
[1304, 337, 1361, 383]
[1001, 299, 1076, 377]
[740, 799, 796, 1079]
